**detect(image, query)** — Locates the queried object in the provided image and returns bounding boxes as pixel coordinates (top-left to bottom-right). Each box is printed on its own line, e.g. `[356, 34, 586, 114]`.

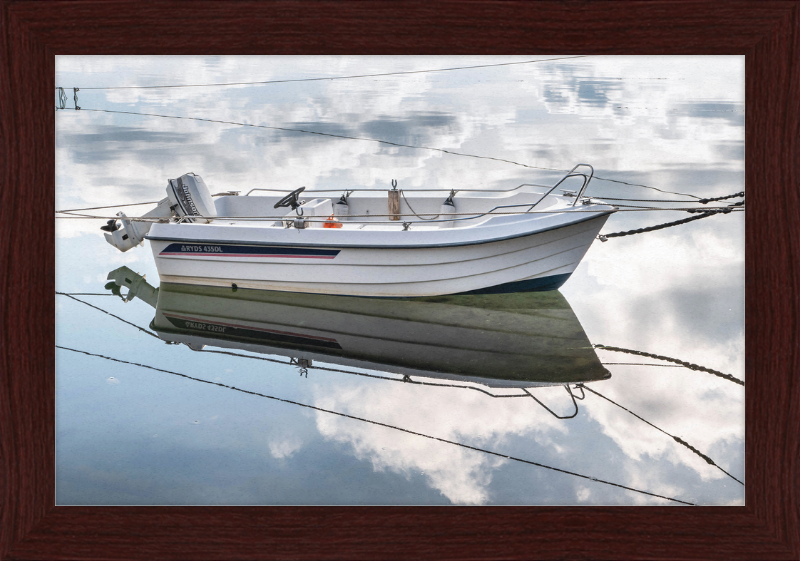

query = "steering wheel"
[274, 186, 306, 210]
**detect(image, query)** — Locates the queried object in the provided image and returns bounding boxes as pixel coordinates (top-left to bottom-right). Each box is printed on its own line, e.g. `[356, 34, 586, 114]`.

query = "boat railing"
[70, 201, 626, 228]
[242, 182, 553, 197]
[172, 201, 604, 227]
[523, 384, 583, 419]
[527, 163, 595, 210]
[570, 163, 595, 206]
[241, 164, 594, 210]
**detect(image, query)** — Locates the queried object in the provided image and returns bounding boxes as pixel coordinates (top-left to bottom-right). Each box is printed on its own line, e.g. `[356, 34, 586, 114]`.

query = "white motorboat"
[106, 266, 611, 390]
[102, 164, 615, 297]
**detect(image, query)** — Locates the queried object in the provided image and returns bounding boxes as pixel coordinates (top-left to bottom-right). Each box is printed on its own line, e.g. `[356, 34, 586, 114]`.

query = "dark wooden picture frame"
[2, 1, 798, 559]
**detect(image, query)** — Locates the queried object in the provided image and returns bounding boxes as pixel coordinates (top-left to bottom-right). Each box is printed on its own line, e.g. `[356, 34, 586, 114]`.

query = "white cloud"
[312, 381, 567, 505]
[55, 56, 744, 240]
[268, 437, 303, 460]
[55, 56, 744, 505]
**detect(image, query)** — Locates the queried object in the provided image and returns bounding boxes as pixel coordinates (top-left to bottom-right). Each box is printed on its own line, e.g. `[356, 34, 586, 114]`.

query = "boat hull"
[148, 211, 611, 297]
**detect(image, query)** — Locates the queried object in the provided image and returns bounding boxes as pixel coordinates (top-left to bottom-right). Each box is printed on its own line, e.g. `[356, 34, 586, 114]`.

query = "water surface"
[55, 56, 744, 505]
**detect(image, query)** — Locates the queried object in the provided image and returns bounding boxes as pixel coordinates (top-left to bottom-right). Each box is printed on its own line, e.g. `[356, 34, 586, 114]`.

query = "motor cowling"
[166, 173, 216, 223]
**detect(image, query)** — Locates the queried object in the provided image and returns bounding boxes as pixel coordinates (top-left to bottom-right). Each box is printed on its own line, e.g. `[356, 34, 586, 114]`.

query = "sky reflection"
[55, 55, 744, 505]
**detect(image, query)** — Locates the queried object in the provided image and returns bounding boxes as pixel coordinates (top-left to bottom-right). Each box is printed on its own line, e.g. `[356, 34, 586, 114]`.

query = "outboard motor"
[166, 173, 216, 224]
[103, 172, 217, 252]
[105, 266, 159, 307]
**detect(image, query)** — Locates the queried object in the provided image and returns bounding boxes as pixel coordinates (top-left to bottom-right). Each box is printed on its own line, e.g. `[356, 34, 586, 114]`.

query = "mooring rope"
[589, 194, 739, 203]
[56, 201, 162, 213]
[69, 107, 571, 174]
[54, 206, 744, 224]
[57, 292, 160, 339]
[58, 56, 590, 90]
[57, 292, 116, 296]
[54, 195, 742, 215]
[589, 176, 702, 199]
[56, 344, 695, 504]
[698, 192, 745, 204]
[581, 385, 743, 485]
[597, 208, 738, 241]
[603, 362, 682, 367]
[59, 106, 717, 201]
[400, 189, 441, 220]
[594, 344, 743, 386]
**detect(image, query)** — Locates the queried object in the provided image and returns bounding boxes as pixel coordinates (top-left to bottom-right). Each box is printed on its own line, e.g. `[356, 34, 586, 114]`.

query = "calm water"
[55, 56, 744, 505]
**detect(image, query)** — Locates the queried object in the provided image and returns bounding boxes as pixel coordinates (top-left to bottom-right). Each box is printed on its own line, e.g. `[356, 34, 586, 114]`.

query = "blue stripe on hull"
[160, 242, 339, 259]
[457, 273, 573, 295]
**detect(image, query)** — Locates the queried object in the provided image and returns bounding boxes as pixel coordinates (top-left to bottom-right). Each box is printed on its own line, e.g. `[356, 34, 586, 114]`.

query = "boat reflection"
[107, 266, 609, 407]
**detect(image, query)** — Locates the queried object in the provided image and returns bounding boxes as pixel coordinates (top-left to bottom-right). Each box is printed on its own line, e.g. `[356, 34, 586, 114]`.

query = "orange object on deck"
[323, 215, 342, 228]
